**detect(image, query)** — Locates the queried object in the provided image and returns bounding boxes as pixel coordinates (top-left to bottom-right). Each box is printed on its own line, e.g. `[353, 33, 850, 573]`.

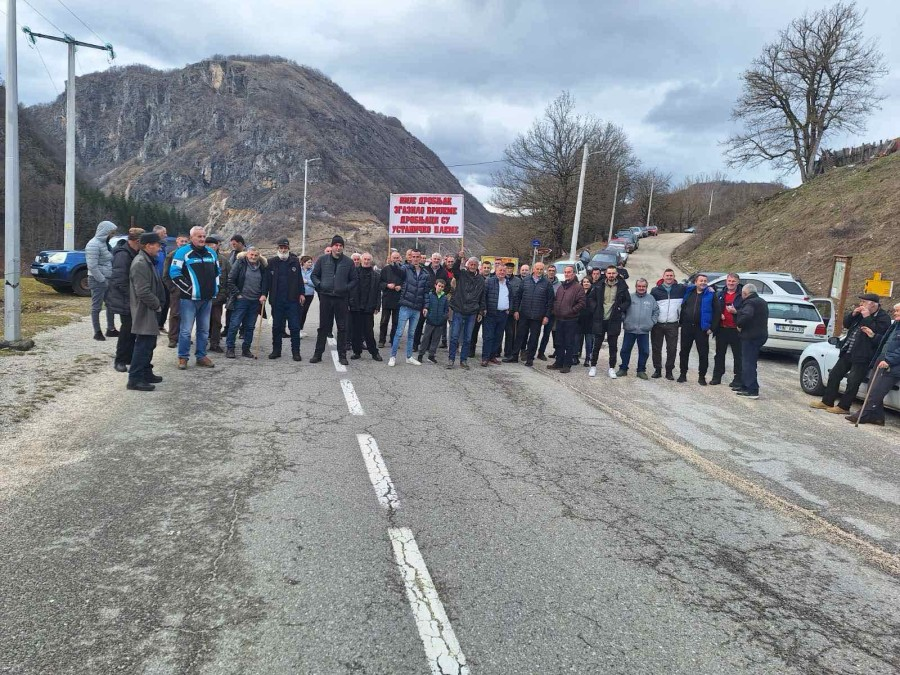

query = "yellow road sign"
[864, 271, 894, 298]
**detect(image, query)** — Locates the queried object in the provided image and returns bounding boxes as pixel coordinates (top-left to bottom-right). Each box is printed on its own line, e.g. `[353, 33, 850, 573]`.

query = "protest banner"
[389, 194, 465, 242]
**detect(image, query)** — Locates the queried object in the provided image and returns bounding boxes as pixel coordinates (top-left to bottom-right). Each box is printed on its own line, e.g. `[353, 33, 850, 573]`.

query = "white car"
[551, 260, 587, 282]
[712, 272, 813, 300]
[604, 243, 629, 263]
[798, 341, 900, 412]
[759, 295, 828, 354]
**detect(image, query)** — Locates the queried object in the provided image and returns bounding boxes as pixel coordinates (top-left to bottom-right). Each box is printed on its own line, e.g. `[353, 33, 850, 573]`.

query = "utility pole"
[708, 188, 715, 219]
[645, 179, 655, 227]
[301, 157, 321, 256]
[23, 29, 114, 250]
[568, 143, 589, 259]
[5, 0, 22, 340]
[606, 169, 621, 243]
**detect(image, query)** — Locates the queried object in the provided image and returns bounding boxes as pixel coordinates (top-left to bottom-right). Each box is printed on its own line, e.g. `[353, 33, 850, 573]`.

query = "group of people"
[84, 222, 900, 423]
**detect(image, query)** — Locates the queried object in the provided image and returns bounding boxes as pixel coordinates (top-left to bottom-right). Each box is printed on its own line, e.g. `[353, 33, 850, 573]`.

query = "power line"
[31, 41, 60, 96]
[55, 0, 105, 44]
[350, 159, 507, 171]
[21, 0, 65, 34]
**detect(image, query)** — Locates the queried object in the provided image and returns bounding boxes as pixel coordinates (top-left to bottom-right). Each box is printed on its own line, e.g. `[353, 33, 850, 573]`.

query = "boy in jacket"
[418, 279, 450, 363]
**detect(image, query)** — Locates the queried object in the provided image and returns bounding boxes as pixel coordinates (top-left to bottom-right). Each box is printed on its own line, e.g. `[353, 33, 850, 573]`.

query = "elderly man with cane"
[847, 302, 900, 426]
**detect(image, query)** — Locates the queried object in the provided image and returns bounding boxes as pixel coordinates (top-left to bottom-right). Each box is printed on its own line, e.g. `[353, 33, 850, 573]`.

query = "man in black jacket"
[735, 283, 769, 399]
[449, 253, 486, 369]
[311, 235, 358, 365]
[587, 266, 631, 378]
[349, 252, 383, 361]
[506, 262, 554, 366]
[108, 228, 144, 372]
[503, 265, 525, 359]
[811, 293, 892, 414]
[267, 237, 304, 361]
[378, 251, 403, 347]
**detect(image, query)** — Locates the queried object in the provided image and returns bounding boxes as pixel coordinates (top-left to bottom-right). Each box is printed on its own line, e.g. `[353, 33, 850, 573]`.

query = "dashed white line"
[327, 337, 337, 346]
[340, 379, 364, 415]
[389, 527, 470, 675]
[331, 349, 347, 372]
[356, 434, 399, 510]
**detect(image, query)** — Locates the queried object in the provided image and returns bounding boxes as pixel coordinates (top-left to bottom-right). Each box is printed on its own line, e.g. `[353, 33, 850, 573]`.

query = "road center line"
[388, 527, 470, 675]
[327, 337, 337, 346]
[331, 349, 347, 372]
[356, 434, 399, 510]
[340, 379, 364, 415]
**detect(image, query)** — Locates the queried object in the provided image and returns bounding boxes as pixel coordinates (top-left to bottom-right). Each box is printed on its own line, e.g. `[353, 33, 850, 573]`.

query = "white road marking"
[340, 379, 364, 415]
[331, 350, 347, 372]
[328, 337, 337, 346]
[356, 434, 399, 510]
[389, 527, 469, 675]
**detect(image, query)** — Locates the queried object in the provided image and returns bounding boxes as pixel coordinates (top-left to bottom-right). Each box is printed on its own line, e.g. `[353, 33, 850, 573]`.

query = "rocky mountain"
[27, 56, 497, 255]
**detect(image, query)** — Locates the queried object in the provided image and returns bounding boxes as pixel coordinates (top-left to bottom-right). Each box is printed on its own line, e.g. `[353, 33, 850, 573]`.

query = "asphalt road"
[1, 236, 898, 674]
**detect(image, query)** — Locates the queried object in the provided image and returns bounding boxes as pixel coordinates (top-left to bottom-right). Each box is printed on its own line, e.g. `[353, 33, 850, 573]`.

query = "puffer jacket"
[107, 239, 140, 315]
[484, 276, 514, 314]
[870, 321, 900, 370]
[349, 266, 381, 312]
[588, 278, 632, 334]
[398, 264, 430, 311]
[85, 221, 117, 282]
[650, 282, 686, 323]
[450, 257, 486, 315]
[312, 253, 358, 298]
[423, 291, 450, 326]
[516, 276, 554, 320]
[623, 292, 659, 335]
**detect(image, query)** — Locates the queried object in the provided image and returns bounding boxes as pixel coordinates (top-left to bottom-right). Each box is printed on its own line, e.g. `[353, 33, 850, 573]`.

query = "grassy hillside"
[677, 152, 900, 301]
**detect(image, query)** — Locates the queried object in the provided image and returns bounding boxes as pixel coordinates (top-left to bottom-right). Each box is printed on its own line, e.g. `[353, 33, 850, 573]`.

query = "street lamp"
[302, 157, 321, 256]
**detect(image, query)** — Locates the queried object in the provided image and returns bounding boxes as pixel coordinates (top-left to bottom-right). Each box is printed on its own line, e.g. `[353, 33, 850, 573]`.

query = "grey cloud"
[644, 80, 740, 133]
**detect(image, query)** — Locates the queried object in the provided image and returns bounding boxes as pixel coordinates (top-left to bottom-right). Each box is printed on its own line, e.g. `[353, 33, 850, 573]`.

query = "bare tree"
[628, 169, 672, 227]
[492, 92, 636, 254]
[724, 2, 887, 183]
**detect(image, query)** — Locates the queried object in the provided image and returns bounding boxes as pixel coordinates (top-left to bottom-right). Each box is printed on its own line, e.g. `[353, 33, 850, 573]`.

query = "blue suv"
[31, 235, 178, 296]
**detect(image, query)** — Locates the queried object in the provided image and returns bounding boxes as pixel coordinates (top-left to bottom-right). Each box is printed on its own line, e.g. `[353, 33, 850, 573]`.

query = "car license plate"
[775, 324, 805, 333]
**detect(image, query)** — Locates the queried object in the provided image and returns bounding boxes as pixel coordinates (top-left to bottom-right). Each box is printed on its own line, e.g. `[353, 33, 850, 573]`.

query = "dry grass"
[0, 278, 90, 348]
[677, 152, 900, 301]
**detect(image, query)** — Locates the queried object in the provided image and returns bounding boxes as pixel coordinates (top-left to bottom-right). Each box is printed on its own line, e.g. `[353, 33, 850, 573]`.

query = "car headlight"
[47, 252, 68, 264]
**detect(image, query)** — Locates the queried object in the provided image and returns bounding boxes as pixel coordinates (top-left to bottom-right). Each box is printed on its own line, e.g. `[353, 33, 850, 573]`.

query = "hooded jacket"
[423, 290, 450, 326]
[349, 266, 382, 312]
[623, 291, 659, 335]
[107, 239, 140, 315]
[228, 253, 270, 301]
[588, 278, 632, 334]
[312, 252, 358, 298]
[85, 221, 117, 282]
[169, 243, 221, 301]
[450, 257, 486, 315]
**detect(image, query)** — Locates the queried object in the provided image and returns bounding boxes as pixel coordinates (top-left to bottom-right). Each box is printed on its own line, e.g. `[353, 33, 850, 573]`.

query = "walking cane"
[855, 366, 881, 428]
[254, 301, 265, 360]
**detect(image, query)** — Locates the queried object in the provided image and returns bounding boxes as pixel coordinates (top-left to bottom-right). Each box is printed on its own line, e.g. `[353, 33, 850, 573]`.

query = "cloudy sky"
[2, 0, 898, 208]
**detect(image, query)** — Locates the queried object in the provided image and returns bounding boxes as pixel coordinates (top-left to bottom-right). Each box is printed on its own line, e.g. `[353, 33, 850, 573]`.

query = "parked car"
[629, 226, 645, 240]
[684, 271, 728, 286]
[798, 340, 900, 411]
[603, 243, 629, 264]
[587, 250, 622, 271]
[615, 231, 639, 250]
[710, 272, 815, 301]
[610, 237, 635, 253]
[684, 226, 696, 233]
[31, 235, 177, 297]
[759, 295, 828, 354]
[551, 259, 587, 282]
[646, 225, 658, 236]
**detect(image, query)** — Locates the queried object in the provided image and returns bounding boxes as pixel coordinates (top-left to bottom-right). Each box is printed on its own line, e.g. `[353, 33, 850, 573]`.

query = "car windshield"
[768, 302, 821, 322]
[774, 280, 805, 295]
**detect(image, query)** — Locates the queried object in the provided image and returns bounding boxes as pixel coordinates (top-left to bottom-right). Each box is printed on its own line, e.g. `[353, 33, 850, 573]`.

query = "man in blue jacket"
[390, 249, 429, 366]
[169, 226, 221, 369]
[677, 274, 720, 385]
[848, 302, 900, 425]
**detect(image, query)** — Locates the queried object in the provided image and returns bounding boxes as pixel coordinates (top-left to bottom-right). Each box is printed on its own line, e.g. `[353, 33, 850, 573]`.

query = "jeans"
[391, 305, 421, 358]
[114, 313, 136, 366]
[449, 312, 477, 362]
[713, 326, 743, 381]
[89, 276, 114, 333]
[179, 298, 212, 360]
[226, 298, 259, 350]
[552, 319, 577, 367]
[741, 337, 767, 394]
[128, 334, 158, 385]
[481, 312, 508, 361]
[619, 333, 650, 372]
[272, 298, 301, 353]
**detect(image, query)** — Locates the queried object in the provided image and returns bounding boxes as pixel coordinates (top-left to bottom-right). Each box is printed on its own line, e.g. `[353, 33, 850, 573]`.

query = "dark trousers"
[159, 287, 170, 329]
[516, 318, 544, 360]
[470, 317, 482, 356]
[226, 298, 260, 349]
[128, 334, 158, 385]
[859, 367, 900, 423]
[620, 333, 650, 372]
[651, 322, 679, 373]
[822, 355, 868, 409]
[575, 332, 595, 362]
[115, 313, 136, 366]
[482, 311, 508, 361]
[167, 289, 181, 343]
[552, 319, 577, 367]
[713, 326, 743, 381]
[741, 337, 767, 395]
[299, 294, 315, 329]
[590, 320, 621, 368]
[379, 307, 400, 344]
[351, 310, 379, 356]
[272, 298, 301, 354]
[539, 316, 556, 356]
[412, 312, 426, 351]
[418, 320, 445, 358]
[209, 302, 224, 347]
[503, 315, 518, 357]
[679, 323, 710, 376]
[315, 294, 348, 357]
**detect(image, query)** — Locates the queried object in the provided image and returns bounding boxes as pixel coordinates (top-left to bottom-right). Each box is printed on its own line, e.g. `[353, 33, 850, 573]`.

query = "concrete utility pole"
[301, 157, 321, 256]
[23, 29, 114, 250]
[568, 144, 589, 259]
[645, 179, 655, 227]
[606, 170, 621, 243]
[708, 188, 715, 219]
[5, 0, 21, 340]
